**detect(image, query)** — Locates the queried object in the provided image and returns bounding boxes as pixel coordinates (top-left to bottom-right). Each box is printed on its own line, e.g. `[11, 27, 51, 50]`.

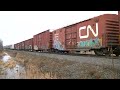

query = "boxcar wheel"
[94, 49, 104, 56]
[115, 53, 119, 57]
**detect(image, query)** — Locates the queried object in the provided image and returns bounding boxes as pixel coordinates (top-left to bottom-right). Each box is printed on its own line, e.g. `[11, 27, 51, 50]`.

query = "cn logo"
[79, 23, 98, 39]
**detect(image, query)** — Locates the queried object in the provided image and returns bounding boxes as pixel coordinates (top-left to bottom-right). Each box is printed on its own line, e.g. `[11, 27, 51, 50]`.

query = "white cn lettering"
[79, 23, 98, 39]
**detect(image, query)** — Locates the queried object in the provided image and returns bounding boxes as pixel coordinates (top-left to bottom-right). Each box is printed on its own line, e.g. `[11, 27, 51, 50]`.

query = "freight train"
[13, 13, 120, 56]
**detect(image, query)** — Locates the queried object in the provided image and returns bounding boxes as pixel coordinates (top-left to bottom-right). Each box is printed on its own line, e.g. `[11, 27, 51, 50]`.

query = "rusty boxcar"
[24, 38, 33, 51]
[21, 41, 25, 50]
[18, 42, 22, 50]
[18, 41, 24, 50]
[14, 44, 17, 50]
[13, 12, 120, 56]
[52, 14, 120, 56]
[14, 43, 17, 50]
[52, 28, 66, 52]
[14, 43, 20, 50]
[33, 30, 53, 51]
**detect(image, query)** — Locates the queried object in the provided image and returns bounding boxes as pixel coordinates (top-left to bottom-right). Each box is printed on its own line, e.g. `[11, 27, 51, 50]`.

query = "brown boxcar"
[14, 43, 17, 50]
[14, 43, 20, 50]
[18, 42, 22, 50]
[52, 14, 120, 55]
[33, 30, 53, 51]
[52, 27, 66, 51]
[14, 44, 17, 49]
[76, 14, 119, 48]
[118, 11, 120, 45]
[18, 41, 23, 50]
[24, 38, 33, 51]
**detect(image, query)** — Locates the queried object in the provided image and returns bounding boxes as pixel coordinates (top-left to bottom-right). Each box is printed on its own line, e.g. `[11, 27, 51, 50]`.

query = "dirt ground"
[1, 50, 120, 79]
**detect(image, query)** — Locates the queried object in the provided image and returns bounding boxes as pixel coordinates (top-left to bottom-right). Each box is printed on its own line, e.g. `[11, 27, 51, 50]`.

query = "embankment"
[4, 50, 120, 79]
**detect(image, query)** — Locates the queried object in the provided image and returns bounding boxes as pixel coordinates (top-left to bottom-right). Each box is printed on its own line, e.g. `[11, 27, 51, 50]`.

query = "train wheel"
[103, 49, 111, 57]
[113, 47, 120, 57]
[105, 52, 111, 57]
[115, 53, 119, 57]
[94, 49, 104, 56]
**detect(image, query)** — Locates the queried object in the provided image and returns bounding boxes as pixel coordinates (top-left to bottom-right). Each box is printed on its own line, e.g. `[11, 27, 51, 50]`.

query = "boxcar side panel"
[65, 24, 77, 49]
[76, 15, 106, 49]
[33, 30, 52, 51]
[52, 28, 65, 50]
[103, 14, 119, 47]
[118, 11, 120, 45]
[33, 35, 38, 50]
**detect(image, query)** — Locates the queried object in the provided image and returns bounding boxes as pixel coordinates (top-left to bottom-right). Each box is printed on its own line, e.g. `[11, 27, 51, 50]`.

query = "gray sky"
[0, 11, 118, 46]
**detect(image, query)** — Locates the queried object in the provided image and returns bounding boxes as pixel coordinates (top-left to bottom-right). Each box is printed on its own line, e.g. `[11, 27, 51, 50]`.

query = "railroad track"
[5, 49, 120, 59]
[25, 50, 120, 59]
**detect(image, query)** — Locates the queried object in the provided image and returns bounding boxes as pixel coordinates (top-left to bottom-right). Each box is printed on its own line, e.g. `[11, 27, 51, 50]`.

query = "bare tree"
[0, 39, 3, 51]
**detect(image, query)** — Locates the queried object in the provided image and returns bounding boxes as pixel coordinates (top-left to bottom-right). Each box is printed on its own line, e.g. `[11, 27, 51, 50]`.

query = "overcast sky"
[0, 11, 118, 46]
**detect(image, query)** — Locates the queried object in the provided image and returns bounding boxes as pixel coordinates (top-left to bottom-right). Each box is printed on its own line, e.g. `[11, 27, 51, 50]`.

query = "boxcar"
[14, 44, 17, 50]
[18, 42, 22, 50]
[52, 14, 120, 56]
[13, 13, 120, 56]
[14, 43, 20, 50]
[52, 27, 68, 52]
[24, 38, 33, 51]
[33, 30, 53, 51]
[21, 41, 25, 50]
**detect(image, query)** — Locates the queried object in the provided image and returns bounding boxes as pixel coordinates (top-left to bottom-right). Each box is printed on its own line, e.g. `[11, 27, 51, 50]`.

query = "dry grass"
[0, 51, 4, 58]
[4, 59, 16, 69]
[4, 50, 120, 79]
[0, 59, 16, 69]
[0, 51, 16, 69]
[4, 50, 17, 57]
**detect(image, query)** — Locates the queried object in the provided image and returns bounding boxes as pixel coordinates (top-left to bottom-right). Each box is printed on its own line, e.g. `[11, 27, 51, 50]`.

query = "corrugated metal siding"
[104, 14, 119, 47]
